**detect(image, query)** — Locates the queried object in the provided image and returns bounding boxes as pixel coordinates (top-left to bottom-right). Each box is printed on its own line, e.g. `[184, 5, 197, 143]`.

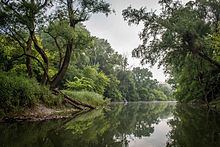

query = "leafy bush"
[0, 72, 62, 112]
[82, 66, 110, 94]
[38, 86, 63, 107]
[65, 77, 94, 91]
[94, 72, 110, 95]
[65, 66, 110, 95]
[62, 90, 108, 106]
[138, 88, 150, 101]
[152, 89, 168, 101]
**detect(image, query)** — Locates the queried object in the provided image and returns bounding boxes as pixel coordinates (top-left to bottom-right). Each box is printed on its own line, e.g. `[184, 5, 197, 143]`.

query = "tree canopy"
[123, 0, 220, 103]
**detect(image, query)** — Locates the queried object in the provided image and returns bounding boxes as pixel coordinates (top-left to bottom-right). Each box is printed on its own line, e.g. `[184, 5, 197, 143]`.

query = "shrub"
[152, 89, 168, 101]
[65, 77, 94, 91]
[38, 86, 63, 107]
[0, 72, 62, 112]
[62, 90, 108, 106]
[65, 71, 110, 95]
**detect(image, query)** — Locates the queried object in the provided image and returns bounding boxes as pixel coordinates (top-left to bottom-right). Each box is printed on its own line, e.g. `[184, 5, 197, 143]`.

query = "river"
[0, 102, 220, 147]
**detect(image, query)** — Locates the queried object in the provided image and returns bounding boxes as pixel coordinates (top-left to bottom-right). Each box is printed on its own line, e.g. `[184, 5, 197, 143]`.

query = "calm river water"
[0, 102, 220, 147]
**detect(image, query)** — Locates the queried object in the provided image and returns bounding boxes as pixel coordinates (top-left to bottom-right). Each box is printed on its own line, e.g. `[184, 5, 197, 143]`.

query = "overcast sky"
[84, 0, 167, 82]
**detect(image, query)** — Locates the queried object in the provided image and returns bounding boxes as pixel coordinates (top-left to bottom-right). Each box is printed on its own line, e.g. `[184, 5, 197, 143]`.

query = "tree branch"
[10, 53, 49, 80]
[39, 0, 49, 10]
[44, 30, 64, 69]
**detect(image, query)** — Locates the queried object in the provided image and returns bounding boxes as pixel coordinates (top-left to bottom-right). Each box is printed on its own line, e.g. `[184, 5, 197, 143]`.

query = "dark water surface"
[1, 102, 220, 147]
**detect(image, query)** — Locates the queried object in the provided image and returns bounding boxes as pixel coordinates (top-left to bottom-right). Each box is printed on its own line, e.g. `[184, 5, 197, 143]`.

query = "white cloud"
[83, 0, 173, 82]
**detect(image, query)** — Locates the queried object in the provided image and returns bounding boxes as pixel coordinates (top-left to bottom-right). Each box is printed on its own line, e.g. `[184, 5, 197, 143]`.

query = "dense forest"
[0, 0, 172, 115]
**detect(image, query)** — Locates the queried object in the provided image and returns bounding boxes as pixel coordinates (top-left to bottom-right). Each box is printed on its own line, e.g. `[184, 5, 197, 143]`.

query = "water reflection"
[57, 102, 175, 147]
[0, 102, 175, 147]
[167, 104, 220, 147]
[1, 102, 220, 147]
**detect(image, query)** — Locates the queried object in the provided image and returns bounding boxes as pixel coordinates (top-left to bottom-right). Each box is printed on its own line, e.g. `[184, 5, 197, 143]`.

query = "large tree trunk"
[30, 31, 49, 84]
[50, 0, 76, 89]
[50, 40, 73, 89]
[54, 37, 63, 70]
[26, 36, 33, 78]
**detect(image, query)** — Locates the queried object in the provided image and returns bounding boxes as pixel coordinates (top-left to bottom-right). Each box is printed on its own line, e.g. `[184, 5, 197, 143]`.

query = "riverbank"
[188, 98, 220, 112]
[0, 73, 110, 122]
[0, 90, 109, 122]
[0, 104, 96, 122]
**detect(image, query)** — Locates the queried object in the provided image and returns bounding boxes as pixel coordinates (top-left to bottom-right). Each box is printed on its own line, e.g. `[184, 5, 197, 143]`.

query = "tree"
[123, 0, 220, 68]
[87, 38, 124, 75]
[132, 67, 155, 100]
[50, 0, 112, 88]
[132, 67, 156, 89]
[117, 70, 139, 101]
[0, 0, 51, 83]
[123, 0, 220, 103]
[0, 0, 112, 88]
[104, 74, 122, 101]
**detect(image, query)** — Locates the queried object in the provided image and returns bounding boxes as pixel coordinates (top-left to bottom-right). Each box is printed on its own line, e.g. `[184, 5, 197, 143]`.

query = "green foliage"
[138, 88, 150, 100]
[65, 36, 173, 102]
[0, 0, 112, 88]
[87, 38, 124, 75]
[0, 0, 175, 110]
[94, 71, 110, 94]
[117, 70, 139, 101]
[65, 66, 110, 95]
[116, 67, 173, 101]
[62, 90, 108, 106]
[65, 77, 94, 91]
[173, 55, 220, 102]
[0, 73, 37, 112]
[104, 75, 122, 101]
[0, 35, 24, 72]
[152, 89, 167, 101]
[0, 72, 63, 112]
[168, 104, 220, 146]
[39, 87, 64, 107]
[123, 0, 220, 103]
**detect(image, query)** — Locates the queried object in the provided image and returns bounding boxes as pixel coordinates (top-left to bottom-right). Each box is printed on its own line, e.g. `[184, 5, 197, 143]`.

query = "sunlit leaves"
[65, 77, 94, 91]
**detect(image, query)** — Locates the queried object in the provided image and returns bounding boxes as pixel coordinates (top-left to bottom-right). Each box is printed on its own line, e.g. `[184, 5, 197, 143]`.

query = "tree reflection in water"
[1, 102, 220, 147]
[167, 104, 220, 147]
[0, 102, 176, 147]
[46, 102, 175, 147]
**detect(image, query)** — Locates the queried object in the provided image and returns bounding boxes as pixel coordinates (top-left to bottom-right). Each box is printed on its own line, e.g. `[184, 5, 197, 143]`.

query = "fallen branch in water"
[53, 89, 95, 110]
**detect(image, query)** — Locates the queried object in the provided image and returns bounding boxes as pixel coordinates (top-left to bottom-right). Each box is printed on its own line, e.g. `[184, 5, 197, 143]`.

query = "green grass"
[62, 90, 109, 107]
[0, 72, 63, 113]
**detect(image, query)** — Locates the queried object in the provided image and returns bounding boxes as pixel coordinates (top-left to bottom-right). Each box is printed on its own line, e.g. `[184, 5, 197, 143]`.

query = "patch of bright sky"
[128, 118, 173, 147]
[84, 0, 189, 82]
